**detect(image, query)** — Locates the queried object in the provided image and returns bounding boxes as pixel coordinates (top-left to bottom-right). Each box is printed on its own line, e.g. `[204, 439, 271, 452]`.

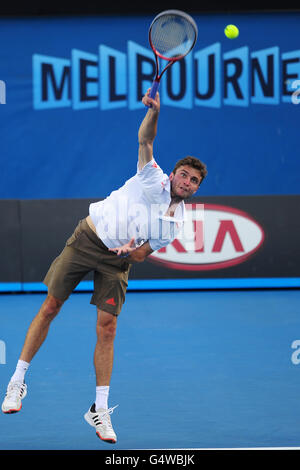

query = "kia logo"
[149, 204, 265, 271]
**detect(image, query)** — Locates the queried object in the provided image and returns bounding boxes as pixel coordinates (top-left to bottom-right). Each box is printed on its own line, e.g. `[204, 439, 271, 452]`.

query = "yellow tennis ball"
[224, 24, 239, 39]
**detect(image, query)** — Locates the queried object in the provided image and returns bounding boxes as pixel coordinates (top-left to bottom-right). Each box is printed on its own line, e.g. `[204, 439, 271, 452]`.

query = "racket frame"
[147, 9, 198, 101]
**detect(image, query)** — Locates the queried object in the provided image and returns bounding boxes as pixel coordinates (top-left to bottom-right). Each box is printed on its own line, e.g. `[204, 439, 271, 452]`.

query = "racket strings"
[150, 14, 196, 59]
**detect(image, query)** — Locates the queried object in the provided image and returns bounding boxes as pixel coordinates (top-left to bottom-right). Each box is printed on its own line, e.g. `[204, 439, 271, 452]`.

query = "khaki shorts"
[43, 218, 131, 315]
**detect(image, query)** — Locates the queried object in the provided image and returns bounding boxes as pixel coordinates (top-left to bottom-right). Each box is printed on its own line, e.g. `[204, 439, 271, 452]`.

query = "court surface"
[0, 289, 299, 450]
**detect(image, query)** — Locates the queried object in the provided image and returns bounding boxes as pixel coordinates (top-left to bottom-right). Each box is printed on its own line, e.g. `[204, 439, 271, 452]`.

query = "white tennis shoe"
[2, 381, 27, 414]
[84, 404, 118, 443]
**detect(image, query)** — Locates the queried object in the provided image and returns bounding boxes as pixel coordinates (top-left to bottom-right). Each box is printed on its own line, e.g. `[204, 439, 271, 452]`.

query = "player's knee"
[97, 314, 117, 342]
[41, 295, 63, 320]
[101, 324, 117, 342]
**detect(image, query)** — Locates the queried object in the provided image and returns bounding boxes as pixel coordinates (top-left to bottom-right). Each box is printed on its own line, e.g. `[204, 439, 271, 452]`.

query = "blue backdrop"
[0, 12, 299, 199]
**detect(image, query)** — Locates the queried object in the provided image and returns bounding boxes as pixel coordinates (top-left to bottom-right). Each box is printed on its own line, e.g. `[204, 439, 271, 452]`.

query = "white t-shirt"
[89, 158, 186, 252]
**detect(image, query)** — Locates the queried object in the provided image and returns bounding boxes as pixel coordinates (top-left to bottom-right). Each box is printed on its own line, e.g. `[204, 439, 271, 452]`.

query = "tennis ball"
[224, 24, 239, 39]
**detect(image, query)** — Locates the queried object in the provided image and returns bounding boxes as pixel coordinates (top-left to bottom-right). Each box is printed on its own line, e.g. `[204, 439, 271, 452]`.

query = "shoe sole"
[2, 404, 22, 414]
[2, 387, 27, 414]
[84, 412, 117, 444]
[96, 431, 116, 444]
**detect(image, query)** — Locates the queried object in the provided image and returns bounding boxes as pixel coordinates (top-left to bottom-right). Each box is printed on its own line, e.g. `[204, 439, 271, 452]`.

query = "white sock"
[95, 386, 109, 410]
[11, 359, 30, 383]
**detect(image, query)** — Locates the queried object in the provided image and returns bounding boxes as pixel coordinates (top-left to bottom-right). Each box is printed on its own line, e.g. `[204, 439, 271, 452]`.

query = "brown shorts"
[43, 218, 131, 315]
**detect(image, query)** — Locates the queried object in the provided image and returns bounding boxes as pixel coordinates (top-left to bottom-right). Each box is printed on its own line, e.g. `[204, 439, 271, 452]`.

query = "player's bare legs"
[94, 308, 117, 387]
[2, 294, 63, 414]
[20, 294, 64, 363]
[84, 309, 119, 443]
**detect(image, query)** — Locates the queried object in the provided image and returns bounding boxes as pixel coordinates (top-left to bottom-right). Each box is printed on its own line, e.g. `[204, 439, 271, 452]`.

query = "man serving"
[2, 90, 207, 444]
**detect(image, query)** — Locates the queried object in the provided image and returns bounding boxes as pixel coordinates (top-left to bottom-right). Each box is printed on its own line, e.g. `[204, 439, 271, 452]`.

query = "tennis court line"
[0, 277, 300, 293]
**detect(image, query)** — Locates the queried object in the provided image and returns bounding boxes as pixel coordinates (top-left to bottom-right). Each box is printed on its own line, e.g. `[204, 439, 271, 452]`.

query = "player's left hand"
[109, 237, 136, 257]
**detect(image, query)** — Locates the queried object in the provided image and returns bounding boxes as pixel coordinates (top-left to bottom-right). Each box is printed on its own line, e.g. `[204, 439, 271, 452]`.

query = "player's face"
[169, 165, 202, 199]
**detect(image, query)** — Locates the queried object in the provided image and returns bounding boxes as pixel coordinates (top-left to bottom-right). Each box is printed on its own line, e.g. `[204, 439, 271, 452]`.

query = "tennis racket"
[147, 9, 198, 103]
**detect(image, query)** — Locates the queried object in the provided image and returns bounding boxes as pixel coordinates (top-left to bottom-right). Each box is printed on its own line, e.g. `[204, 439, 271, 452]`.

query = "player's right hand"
[142, 89, 160, 111]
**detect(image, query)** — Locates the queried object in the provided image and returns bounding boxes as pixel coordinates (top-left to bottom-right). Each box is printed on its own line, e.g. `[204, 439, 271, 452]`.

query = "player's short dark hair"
[172, 156, 208, 185]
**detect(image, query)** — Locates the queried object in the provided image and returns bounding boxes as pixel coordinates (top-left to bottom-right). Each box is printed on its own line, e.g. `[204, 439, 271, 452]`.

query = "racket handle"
[146, 80, 160, 107]
[149, 80, 160, 99]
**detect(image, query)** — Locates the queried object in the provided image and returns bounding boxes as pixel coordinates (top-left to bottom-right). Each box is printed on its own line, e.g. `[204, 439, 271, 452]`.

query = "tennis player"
[2, 90, 207, 443]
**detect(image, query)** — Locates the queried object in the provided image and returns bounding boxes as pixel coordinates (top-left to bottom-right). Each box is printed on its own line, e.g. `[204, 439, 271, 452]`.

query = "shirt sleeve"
[148, 219, 185, 252]
[136, 158, 169, 202]
[148, 238, 170, 252]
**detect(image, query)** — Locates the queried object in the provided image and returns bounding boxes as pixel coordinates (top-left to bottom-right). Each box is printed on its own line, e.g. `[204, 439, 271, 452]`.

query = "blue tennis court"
[0, 288, 299, 450]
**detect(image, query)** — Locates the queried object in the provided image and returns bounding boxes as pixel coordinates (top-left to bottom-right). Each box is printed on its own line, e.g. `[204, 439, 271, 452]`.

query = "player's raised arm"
[138, 91, 160, 171]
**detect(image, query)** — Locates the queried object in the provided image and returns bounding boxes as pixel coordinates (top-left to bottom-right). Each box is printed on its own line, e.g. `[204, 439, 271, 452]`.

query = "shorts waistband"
[81, 218, 109, 251]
